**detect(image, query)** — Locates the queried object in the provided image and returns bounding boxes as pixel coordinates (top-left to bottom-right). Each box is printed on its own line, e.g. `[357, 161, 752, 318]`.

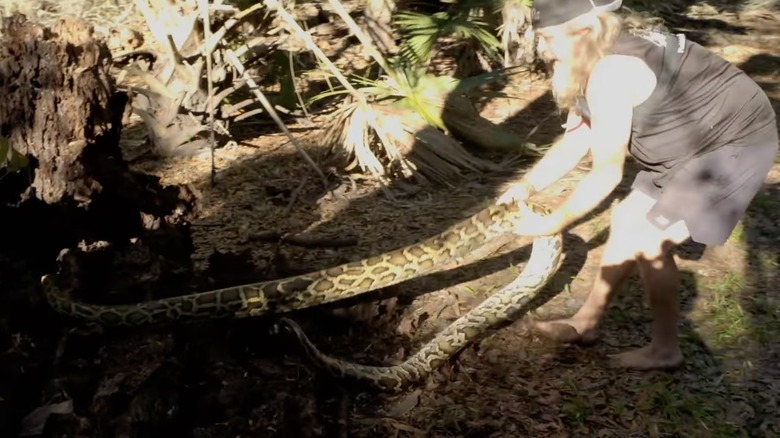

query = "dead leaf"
[18, 399, 74, 436]
[537, 390, 562, 406]
[386, 389, 421, 418]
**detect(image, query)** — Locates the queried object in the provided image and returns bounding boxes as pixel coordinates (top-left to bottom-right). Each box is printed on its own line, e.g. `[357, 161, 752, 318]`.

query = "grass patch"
[415, 402, 480, 435]
[631, 376, 748, 438]
[697, 272, 752, 348]
[747, 192, 780, 216]
[727, 220, 746, 244]
[560, 391, 593, 429]
[560, 372, 749, 437]
[754, 248, 779, 272]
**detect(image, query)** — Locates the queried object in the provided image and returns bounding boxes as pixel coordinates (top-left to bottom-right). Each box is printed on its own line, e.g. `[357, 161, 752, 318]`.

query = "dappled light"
[0, 0, 778, 437]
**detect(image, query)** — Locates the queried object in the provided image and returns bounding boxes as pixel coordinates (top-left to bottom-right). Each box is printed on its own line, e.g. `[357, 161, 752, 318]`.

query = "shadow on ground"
[737, 181, 780, 431]
[9, 11, 780, 438]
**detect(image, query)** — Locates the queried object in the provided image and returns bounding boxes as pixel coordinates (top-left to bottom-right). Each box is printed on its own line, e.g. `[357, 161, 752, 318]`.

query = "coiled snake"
[41, 200, 564, 392]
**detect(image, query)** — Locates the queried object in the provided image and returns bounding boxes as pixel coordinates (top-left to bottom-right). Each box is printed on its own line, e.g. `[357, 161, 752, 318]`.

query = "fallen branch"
[282, 234, 359, 248]
[247, 231, 358, 248]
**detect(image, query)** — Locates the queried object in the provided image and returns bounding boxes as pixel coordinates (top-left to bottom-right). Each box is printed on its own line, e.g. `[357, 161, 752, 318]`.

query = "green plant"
[0, 135, 28, 176]
[394, 9, 502, 65]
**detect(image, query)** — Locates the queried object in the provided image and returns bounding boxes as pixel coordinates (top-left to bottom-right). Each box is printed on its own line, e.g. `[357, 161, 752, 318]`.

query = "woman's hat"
[532, 0, 623, 28]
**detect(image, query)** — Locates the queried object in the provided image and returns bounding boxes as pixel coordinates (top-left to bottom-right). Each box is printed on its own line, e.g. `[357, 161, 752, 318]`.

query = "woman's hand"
[496, 182, 563, 236]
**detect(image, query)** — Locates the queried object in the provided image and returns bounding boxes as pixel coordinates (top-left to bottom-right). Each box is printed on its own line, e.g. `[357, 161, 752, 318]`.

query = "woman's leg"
[611, 216, 690, 369]
[614, 136, 780, 369]
[534, 190, 658, 343]
[537, 132, 778, 369]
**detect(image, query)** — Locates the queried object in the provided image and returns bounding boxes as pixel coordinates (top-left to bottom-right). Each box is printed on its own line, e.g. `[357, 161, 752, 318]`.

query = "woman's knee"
[611, 190, 657, 224]
[607, 219, 683, 265]
[635, 239, 674, 262]
[609, 194, 651, 237]
[634, 220, 690, 262]
[602, 203, 643, 263]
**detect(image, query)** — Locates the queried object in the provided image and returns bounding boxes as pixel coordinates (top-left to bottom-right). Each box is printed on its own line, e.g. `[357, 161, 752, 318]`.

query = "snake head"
[40, 274, 60, 293]
[501, 199, 552, 217]
[524, 200, 552, 216]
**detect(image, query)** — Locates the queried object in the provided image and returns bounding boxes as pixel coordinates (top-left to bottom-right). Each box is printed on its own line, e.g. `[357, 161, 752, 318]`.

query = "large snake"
[40, 200, 564, 391]
[276, 232, 562, 393]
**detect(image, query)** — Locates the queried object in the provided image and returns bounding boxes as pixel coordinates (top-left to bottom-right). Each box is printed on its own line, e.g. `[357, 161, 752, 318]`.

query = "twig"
[196, 0, 218, 187]
[325, 0, 392, 74]
[281, 234, 358, 248]
[203, 3, 267, 58]
[288, 50, 310, 120]
[337, 390, 349, 438]
[522, 109, 558, 142]
[247, 232, 358, 248]
[282, 177, 307, 216]
[262, 0, 360, 98]
[224, 49, 330, 192]
[247, 230, 282, 242]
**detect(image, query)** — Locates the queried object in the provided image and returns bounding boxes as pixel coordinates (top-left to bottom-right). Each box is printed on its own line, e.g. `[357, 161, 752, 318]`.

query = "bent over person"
[497, 0, 778, 370]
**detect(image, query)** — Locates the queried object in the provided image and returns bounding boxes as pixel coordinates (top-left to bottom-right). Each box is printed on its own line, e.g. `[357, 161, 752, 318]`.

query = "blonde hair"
[543, 10, 661, 112]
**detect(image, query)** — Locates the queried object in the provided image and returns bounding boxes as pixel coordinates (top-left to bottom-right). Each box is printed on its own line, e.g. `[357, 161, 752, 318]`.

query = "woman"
[497, 0, 778, 370]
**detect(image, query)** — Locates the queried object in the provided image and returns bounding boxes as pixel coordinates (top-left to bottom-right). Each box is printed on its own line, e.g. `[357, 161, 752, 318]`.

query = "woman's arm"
[522, 111, 593, 192]
[546, 56, 635, 230]
[497, 111, 592, 203]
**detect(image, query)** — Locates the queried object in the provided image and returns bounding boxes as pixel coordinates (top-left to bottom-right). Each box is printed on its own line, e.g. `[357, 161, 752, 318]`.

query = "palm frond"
[393, 10, 502, 64]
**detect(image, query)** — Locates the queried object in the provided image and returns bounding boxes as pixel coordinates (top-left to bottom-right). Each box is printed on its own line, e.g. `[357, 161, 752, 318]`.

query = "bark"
[0, 15, 121, 204]
[0, 13, 199, 290]
[0, 14, 208, 437]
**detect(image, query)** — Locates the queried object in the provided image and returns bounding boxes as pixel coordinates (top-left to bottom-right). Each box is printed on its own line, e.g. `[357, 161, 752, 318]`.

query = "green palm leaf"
[393, 10, 502, 64]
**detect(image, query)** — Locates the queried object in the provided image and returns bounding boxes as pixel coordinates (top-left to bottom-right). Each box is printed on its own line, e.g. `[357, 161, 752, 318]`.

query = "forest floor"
[4, 3, 780, 438]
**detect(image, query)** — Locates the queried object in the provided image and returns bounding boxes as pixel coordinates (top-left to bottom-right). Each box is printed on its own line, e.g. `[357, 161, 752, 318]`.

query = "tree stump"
[0, 14, 202, 435]
[0, 12, 198, 266]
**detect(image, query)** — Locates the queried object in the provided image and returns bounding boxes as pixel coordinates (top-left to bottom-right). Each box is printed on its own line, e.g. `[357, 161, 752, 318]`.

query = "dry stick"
[288, 50, 310, 120]
[224, 49, 329, 191]
[282, 235, 358, 248]
[261, 0, 369, 112]
[337, 391, 349, 438]
[134, 0, 193, 85]
[247, 231, 358, 248]
[196, 0, 218, 186]
[282, 177, 308, 217]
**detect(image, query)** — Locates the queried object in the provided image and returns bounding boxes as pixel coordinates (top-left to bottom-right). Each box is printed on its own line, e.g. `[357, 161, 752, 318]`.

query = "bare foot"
[609, 344, 683, 370]
[533, 318, 600, 345]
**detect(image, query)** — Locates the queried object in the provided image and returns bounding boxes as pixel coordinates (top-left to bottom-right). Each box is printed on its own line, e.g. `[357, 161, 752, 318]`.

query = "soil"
[2, 6, 780, 438]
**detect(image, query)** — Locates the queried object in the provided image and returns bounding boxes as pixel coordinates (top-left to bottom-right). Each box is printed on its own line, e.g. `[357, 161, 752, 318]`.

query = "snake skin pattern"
[41, 200, 564, 392]
[277, 232, 563, 392]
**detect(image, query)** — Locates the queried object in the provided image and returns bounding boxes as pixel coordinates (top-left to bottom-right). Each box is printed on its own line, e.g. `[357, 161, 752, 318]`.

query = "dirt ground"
[4, 5, 780, 438]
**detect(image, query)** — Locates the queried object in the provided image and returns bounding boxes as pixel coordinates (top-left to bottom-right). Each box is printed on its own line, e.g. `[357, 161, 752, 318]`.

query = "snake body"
[41, 200, 564, 392]
[42, 202, 545, 326]
[278, 232, 563, 393]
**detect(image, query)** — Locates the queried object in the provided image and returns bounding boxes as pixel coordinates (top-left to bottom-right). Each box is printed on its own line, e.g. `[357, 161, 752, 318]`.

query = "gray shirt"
[576, 29, 776, 187]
